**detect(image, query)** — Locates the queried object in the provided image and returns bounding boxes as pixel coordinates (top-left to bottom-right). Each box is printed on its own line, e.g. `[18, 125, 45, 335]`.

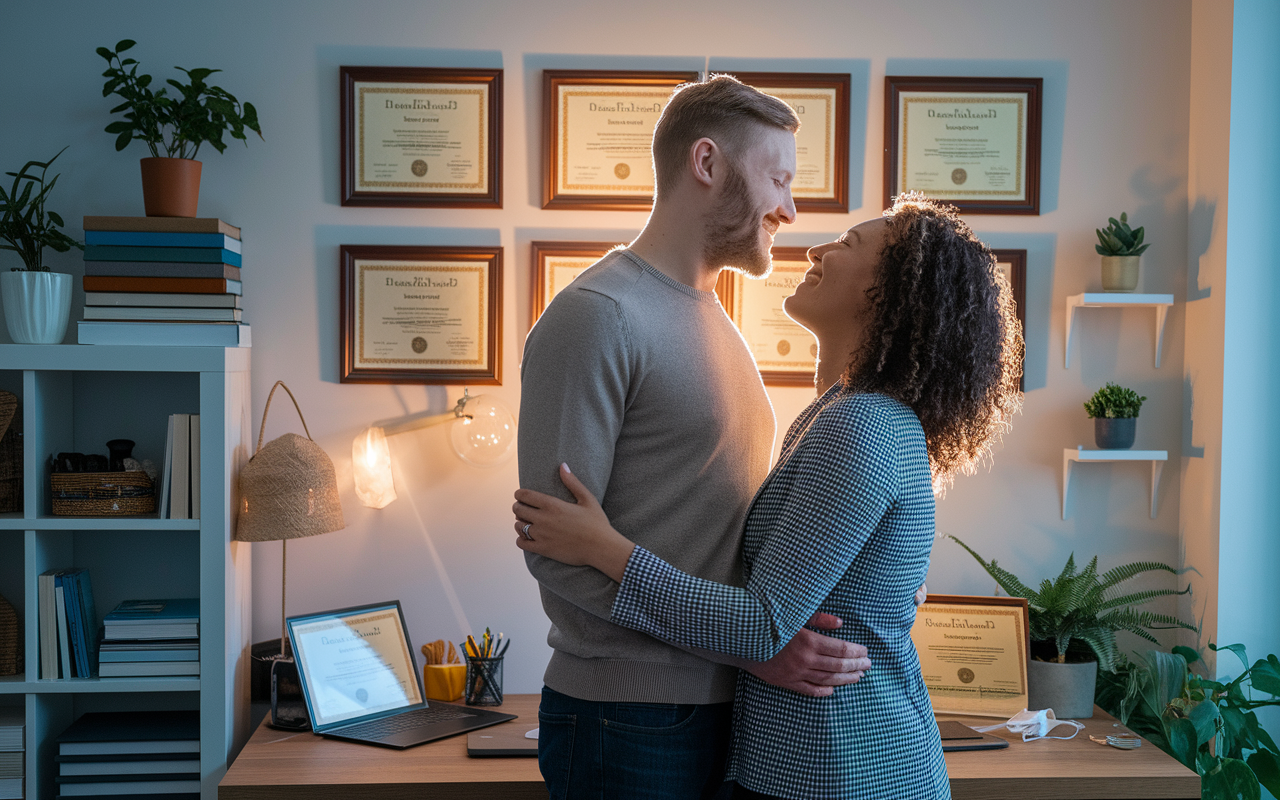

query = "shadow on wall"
[975, 231, 1057, 393]
[314, 46, 504, 208]
[522, 53, 705, 209]
[311, 225, 501, 384]
[1182, 374, 1206, 459]
[1187, 196, 1216, 302]
[883, 58, 1069, 216]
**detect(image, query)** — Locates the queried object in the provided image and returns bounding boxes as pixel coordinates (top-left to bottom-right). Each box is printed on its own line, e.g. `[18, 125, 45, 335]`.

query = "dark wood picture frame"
[341, 66, 503, 208]
[884, 76, 1042, 215]
[716, 247, 818, 387]
[542, 70, 700, 211]
[991, 249, 1027, 391]
[530, 241, 623, 324]
[727, 72, 850, 213]
[340, 245, 502, 385]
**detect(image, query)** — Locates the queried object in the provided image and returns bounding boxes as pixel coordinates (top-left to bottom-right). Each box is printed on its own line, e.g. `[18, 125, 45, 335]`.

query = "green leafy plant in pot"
[1085, 382, 1146, 449]
[948, 535, 1196, 718]
[97, 39, 262, 218]
[1096, 212, 1150, 292]
[1095, 644, 1280, 800]
[0, 148, 82, 343]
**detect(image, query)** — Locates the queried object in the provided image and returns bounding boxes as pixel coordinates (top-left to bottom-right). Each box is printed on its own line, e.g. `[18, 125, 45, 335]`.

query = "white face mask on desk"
[972, 708, 1086, 742]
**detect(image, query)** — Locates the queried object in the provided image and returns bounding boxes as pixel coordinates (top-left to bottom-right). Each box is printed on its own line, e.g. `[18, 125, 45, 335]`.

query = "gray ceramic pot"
[1094, 417, 1137, 449]
[1027, 658, 1097, 719]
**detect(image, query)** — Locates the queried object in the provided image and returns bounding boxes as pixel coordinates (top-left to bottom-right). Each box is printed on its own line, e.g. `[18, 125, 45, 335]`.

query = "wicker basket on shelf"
[51, 471, 155, 516]
[0, 591, 19, 677]
[0, 391, 19, 514]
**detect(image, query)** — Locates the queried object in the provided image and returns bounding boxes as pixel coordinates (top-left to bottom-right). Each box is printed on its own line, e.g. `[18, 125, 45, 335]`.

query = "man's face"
[703, 125, 797, 277]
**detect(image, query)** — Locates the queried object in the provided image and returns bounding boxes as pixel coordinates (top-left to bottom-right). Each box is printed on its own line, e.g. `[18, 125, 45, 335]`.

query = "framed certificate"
[884, 76, 1042, 215]
[729, 72, 850, 212]
[910, 594, 1030, 717]
[543, 70, 699, 210]
[341, 66, 502, 208]
[992, 249, 1027, 390]
[531, 241, 624, 323]
[716, 248, 818, 386]
[340, 245, 502, 384]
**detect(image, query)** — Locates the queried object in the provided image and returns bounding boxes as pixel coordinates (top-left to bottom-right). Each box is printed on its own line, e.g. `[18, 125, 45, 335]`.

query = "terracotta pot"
[1101, 255, 1140, 292]
[140, 157, 202, 218]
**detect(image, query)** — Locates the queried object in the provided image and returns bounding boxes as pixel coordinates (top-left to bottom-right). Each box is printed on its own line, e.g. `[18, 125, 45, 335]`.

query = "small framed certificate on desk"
[716, 248, 818, 386]
[543, 70, 699, 210]
[910, 594, 1030, 717]
[884, 76, 1042, 215]
[341, 66, 503, 208]
[340, 245, 502, 384]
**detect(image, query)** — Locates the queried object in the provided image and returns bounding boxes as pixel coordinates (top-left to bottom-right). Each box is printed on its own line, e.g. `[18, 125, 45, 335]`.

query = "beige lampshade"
[235, 382, 345, 542]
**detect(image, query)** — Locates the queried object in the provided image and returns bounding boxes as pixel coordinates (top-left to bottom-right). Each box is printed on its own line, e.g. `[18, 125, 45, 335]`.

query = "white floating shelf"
[1064, 293, 1174, 369]
[1062, 446, 1168, 519]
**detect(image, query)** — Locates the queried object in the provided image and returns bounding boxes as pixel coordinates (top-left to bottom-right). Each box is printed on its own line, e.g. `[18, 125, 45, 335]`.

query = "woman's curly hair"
[843, 194, 1023, 490]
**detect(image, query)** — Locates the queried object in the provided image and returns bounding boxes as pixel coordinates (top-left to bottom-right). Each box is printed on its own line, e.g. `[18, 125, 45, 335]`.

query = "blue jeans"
[538, 686, 733, 800]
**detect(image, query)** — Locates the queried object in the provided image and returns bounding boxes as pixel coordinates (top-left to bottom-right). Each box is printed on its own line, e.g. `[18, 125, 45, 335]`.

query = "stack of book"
[98, 600, 199, 678]
[78, 216, 249, 347]
[0, 707, 21, 800]
[38, 568, 99, 680]
[55, 710, 198, 799]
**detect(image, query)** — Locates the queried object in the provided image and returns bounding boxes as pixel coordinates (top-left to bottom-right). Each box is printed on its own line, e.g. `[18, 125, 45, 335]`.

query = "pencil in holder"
[464, 656, 503, 706]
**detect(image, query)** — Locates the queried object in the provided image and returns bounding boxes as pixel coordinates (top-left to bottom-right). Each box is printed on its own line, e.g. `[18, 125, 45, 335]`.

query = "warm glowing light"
[449, 395, 517, 468]
[352, 426, 397, 508]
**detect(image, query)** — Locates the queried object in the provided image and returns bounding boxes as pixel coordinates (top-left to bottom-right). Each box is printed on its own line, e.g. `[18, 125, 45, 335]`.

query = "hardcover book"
[83, 262, 241, 281]
[82, 277, 242, 295]
[83, 215, 240, 238]
[83, 246, 241, 267]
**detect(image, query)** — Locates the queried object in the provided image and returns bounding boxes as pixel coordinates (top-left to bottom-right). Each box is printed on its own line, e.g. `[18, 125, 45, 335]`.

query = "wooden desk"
[219, 697, 1199, 800]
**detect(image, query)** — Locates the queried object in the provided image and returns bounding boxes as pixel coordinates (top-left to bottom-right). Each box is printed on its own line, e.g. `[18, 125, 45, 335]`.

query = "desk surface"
[219, 695, 1200, 800]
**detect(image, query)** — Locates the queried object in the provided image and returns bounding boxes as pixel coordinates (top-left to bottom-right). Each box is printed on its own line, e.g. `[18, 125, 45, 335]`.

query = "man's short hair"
[651, 75, 800, 197]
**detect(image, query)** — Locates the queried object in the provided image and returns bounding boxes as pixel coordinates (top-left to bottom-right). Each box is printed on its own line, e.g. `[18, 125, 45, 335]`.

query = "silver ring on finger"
[522, 522, 533, 540]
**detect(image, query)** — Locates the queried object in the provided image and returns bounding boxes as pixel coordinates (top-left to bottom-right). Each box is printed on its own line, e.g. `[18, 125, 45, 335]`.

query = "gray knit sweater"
[518, 249, 775, 704]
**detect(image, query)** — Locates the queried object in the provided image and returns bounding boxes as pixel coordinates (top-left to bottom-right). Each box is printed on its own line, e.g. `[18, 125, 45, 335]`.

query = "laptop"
[286, 601, 516, 749]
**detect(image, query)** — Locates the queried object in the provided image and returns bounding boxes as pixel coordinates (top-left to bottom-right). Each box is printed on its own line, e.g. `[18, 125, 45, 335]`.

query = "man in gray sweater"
[518, 76, 870, 799]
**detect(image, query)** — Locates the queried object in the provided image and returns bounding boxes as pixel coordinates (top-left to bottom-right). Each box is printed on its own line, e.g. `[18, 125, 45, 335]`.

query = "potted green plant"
[1095, 212, 1150, 291]
[97, 39, 262, 218]
[0, 148, 83, 344]
[1084, 382, 1146, 449]
[1096, 644, 1280, 800]
[949, 535, 1196, 718]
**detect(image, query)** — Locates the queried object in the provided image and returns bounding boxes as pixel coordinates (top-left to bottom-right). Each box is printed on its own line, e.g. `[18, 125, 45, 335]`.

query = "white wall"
[1, 0, 1199, 693]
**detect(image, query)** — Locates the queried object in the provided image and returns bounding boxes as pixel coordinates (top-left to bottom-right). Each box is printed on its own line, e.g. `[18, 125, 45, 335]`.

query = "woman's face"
[784, 217, 889, 340]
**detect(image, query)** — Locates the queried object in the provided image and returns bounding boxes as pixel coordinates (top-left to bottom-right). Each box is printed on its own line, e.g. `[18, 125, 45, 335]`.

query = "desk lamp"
[351, 389, 516, 508]
[235, 381, 345, 730]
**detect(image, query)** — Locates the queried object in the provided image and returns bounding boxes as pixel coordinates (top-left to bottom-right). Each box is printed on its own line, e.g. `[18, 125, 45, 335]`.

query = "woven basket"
[0, 591, 20, 677]
[235, 381, 344, 542]
[51, 471, 155, 516]
[0, 392, 20, 513]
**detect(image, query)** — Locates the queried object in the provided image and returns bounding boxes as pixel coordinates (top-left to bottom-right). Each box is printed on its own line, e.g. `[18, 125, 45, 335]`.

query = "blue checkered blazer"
[613, 387, 949, 799]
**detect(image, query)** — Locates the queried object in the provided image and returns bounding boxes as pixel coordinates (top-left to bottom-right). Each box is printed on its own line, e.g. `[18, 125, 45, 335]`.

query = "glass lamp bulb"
[352, 426, 397, 508]
[449, 395, 516, 468]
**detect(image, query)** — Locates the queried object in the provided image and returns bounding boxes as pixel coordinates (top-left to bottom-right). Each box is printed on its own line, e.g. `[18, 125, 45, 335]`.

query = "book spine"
[83, 262, 241, 281]
[82, 276, 242, 295]
[84, 231, 241, 252]
[54, 579, 71, 679]
[82, 215, 240, 237]
[77, 322, 250, 347]
[84, 245, 241, 266]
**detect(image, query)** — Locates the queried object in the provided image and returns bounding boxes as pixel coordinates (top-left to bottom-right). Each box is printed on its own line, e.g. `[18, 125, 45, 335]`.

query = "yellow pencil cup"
[424, 664, 467, 701]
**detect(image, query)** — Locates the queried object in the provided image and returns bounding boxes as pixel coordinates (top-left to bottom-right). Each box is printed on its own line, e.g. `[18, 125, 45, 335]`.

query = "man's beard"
[703, 161, 772, 277]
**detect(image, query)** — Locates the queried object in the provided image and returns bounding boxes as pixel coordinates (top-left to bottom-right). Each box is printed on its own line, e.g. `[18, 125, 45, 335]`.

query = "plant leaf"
[1186, 699, 1220, 747]
[1250, 656, 1280, 697]
[1247, 750, 1280, 798]
[1212, 642, 1251, 671]
[1203, 757, 1262, 800]
[1172, 646, 1201, 665]
[1165, 717, 1199, 770]
[115, 131, 133, 152]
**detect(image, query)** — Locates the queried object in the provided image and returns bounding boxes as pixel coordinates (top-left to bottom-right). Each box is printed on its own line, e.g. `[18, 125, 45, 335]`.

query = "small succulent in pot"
[1085, 382, 1147, 449]
[1095, 212, 1150, 292]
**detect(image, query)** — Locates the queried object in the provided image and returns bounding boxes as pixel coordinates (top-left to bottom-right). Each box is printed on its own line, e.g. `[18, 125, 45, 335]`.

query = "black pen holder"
[465, 656, 503, 706]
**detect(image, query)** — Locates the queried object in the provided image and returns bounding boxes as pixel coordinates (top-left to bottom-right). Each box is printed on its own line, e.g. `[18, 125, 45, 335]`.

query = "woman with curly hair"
[512, 193, 1022, 800]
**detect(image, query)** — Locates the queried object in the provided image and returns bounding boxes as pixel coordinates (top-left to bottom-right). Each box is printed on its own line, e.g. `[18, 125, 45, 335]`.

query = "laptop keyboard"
[336, 705, 475, 738]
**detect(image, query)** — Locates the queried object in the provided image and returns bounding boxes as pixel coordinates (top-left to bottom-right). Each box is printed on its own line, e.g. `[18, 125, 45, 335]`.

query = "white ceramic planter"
[1027, 658, 1097, 719]
[1, 271, 72, 344]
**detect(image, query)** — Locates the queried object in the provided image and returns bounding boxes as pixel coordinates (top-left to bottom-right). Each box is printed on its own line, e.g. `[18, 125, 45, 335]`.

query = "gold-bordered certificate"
[730, 72, 850, 212]
[530, 241, 625, 324]
[717, 247, 817, 386]
[543, 70, 699, 210]
[341, 246, 502, 384]
[341, 67, 502, 208]
[909, 594, 1030, 717]
[884, 77, 1042, 215]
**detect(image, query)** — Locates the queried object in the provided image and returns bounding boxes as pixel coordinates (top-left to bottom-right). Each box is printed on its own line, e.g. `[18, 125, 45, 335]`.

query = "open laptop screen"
[288, 602, 424, 730]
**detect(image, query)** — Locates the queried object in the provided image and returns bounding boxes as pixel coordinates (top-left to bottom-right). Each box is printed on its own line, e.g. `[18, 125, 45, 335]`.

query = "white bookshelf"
[0, 344, 251, 800]
[1064, 293, 1175, 369]
[1062, 446, 1169, 520]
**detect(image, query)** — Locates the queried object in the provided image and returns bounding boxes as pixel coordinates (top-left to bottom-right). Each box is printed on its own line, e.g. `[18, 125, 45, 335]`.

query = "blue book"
[84, 231, 242, 253]
[83, 245, 242, 268]
[76, 571, 100, 678]
[57, 569, 97, 678]
[99, 649, 199, 663]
